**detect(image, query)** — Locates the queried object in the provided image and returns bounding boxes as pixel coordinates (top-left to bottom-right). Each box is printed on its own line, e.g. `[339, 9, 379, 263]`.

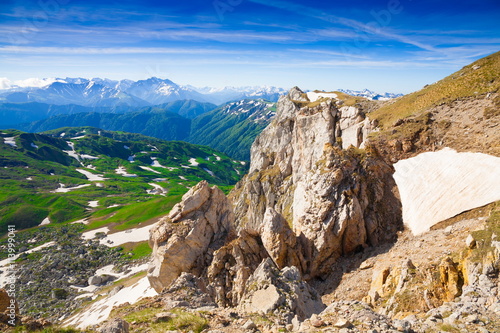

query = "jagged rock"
[238, 258, 325, 321]
[232, 88, 401, 279]
[148, 181, 235, 292]
[259, 207, 303, 269]
[161, 272, 216, 309]
[99, 318, 129, 333]
[148, 87, 401, 307]
[207, 231, 269, 307]
[439, 257, 462, 301]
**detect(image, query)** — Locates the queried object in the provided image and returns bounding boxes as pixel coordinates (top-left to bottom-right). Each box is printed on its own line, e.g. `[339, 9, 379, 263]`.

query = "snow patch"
[65, 276, 157, 328]
[306, 91, 338, 102]
[189, 158, 199, 166]
[97, 224, 157, 247]
[76, 169, 107, 181]
[80, 154, 99, 160]
[115, 166, 137, 177]
[151, 157, 166, 168]
[128, 155, 135, 163]
[393, 148, 500, 235]
[3, 137, 17, 147]
[147, 183, 167, 196]
[203, 168, 215, 177]
[88, 200, 99, 208]
[30, 142, 38, 149]
[139, 166, 161, 174]
[53, 183, 91, 193]
[40, 217, 51, 226]
[81, 227, 110, 241]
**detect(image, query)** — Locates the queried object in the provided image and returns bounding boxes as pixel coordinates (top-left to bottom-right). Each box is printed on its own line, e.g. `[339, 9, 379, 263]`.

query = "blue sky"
[0, 0, 499, 93]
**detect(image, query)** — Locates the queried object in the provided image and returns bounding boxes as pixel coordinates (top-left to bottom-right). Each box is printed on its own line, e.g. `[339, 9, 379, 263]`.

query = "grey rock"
[99, 318, 129, 333]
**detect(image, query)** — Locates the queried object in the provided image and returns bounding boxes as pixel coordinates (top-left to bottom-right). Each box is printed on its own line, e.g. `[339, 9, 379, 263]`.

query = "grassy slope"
[0, 127, 247, 235]
[370, 51, 500, 128]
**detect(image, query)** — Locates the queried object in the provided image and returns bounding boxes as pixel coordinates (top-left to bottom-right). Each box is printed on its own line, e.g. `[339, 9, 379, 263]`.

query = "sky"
[0, 0, 499, 93]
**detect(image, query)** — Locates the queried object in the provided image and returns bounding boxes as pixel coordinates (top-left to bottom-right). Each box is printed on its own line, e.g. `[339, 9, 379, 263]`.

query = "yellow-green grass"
[370, 50, 500, 128]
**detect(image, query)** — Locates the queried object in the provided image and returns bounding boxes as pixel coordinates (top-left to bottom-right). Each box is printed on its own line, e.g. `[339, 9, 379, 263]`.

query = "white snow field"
[306, 91, 337, 102]
[81, 223, 157, 247]
[65, 275, 157, 328]
[393, 148, 500, 235]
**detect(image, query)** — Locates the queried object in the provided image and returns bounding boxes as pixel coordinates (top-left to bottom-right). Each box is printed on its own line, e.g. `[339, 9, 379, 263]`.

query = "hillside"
[17, 110, 192, 141]
[368, 51, 500, 160]
[0, 102, 133, 128]
[0, 128, 247, 234]
[370, 50, 500, 128]
[188, 99, 276, 160]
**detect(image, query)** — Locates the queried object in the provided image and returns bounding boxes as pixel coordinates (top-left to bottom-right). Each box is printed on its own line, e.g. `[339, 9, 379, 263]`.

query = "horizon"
[1, 0, 499, 94]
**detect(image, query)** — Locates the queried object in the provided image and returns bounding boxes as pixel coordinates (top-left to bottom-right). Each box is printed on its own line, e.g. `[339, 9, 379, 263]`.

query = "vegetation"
[0, 128, 247, 234]
[189, 99, 275, 160]
[370, 50, 500, 128]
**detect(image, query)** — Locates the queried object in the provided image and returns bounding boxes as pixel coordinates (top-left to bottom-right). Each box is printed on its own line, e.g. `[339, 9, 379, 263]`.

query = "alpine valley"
[0, 51, 499, 333]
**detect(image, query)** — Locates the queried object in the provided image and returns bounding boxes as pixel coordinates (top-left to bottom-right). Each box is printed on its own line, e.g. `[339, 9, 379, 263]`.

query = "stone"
[333, 318, 351, 328]
[439, 257, 462, 301]
[393, 319, 411, 332]
[310, 314, 325, 327]
[239, 258, 325, 321]
[242, 319, 257, 330]
[148, 181, 235, 292]
[99, 318, 129, 333]
[88, 275, 103, 286]
[154, 312, 172, 323]
[466, 234, 476, 249]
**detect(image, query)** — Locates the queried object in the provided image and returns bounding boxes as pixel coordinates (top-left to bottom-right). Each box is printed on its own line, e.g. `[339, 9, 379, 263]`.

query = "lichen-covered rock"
[148, 181, 235, 292]
[238, 258, 325, 321]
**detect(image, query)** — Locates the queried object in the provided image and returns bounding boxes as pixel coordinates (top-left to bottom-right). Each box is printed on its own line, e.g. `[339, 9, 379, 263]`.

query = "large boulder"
[148, 181, 235, 292]
[238, 258, 325, 322]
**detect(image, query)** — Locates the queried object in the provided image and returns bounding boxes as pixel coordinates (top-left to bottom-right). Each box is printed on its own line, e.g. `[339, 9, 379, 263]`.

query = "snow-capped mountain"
[0, 77, 402, 107]
[125, 77, 209, 105]
[337, 88, 403, 101]
[188, 85, 287, 105]
[0, 77, 285, 106]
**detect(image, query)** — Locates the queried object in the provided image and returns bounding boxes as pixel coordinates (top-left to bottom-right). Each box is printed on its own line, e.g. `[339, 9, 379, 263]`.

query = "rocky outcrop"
[231, 87, 401, 278]
[148, 87, 402, 308]
[207, 231, 269, 307]
[160, 272, 216, 310]
[238, 258, 325, 322]
[148, 181, 235, 292]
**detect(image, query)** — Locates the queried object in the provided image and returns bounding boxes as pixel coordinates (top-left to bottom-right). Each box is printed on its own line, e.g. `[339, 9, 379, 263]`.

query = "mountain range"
[0, 77, 287, 106]
[0, 77, 403, 107]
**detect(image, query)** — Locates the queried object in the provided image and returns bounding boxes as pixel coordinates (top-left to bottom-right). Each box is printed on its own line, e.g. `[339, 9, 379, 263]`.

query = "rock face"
[231, 87, 401, 278]
[148, 87, 402, 308]
[148, 181, 235, 292]
[238, 258, 325, 321]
